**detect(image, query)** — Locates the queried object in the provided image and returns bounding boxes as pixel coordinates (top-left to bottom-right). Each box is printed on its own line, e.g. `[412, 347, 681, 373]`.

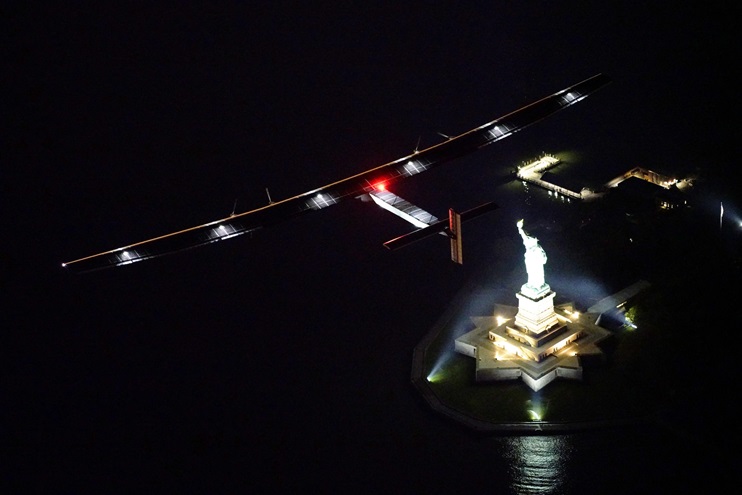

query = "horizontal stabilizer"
[369, 190, 438, 228]
[383, 201, 498, 251]
[458, 201, 500, 222]
[383, 217, 451, 250]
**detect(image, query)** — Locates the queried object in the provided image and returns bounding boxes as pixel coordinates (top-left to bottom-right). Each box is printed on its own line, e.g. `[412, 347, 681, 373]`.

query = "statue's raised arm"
[517, 219, 528, 243]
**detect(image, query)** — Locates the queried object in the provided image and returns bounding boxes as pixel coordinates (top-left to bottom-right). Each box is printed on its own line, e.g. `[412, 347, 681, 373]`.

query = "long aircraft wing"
[62, 73, 611, 273]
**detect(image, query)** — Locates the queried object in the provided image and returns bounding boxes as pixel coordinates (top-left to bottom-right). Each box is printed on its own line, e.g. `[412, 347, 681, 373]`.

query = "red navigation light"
[374, 181, 387, 191]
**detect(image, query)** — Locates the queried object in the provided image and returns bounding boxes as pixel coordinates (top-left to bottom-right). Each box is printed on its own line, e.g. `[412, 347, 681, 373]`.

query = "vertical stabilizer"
[449, 209, 463, 264]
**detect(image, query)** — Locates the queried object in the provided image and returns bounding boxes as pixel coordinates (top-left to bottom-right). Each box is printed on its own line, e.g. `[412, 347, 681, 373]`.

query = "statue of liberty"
[517, 219, 547, 292]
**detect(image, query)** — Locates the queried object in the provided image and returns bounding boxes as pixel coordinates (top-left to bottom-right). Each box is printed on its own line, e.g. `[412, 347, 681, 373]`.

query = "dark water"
[497, 429, 716, 494]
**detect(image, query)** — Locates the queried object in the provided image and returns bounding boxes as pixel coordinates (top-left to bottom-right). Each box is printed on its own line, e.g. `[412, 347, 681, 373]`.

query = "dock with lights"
[516, 156, 692, 203]
[516, 154, 586, 200]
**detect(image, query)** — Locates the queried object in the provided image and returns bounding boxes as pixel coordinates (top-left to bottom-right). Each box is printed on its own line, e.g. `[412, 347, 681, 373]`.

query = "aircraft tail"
[383, 201, 498, 264]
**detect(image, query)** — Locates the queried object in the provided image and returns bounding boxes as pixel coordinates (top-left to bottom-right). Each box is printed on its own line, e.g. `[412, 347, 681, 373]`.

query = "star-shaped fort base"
[455, 302, 611, 391]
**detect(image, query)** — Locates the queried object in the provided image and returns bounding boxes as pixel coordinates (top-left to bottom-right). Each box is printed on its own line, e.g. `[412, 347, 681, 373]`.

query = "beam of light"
[525, 397, 547, 422]
[545, 274, 610, 311]
[722, 205, 742, 229]
[427, 343, 459, 383]
[720, 201, 724, 231]
[427, 348, 450, 383]
[426, 370, 443, 383]
[427, 284, 497, 381]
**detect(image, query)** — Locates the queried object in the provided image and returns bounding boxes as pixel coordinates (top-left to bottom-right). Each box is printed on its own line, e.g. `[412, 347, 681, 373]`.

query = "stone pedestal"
[514, 288, 559, 335]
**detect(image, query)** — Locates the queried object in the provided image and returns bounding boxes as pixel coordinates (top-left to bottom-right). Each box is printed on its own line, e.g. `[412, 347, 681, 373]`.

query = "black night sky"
[5, 2, 740, 493]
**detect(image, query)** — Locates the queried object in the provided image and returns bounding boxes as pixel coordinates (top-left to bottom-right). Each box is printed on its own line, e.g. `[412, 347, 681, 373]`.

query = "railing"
[521, 176, 583, 199]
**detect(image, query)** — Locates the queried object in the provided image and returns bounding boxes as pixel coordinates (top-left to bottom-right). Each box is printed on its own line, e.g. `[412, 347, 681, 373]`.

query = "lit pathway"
[515, 155, 695, 202]
[515, 154, 585, 200]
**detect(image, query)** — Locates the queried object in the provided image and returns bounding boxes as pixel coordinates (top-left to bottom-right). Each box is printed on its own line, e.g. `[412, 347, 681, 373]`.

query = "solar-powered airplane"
[62, 73, 610, 273]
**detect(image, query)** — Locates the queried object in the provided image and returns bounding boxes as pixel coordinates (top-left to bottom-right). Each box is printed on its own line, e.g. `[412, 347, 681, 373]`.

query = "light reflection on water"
[504, 435, 573, 494]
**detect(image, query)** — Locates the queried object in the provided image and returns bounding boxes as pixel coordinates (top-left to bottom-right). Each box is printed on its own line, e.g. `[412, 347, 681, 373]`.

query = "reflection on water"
[504, 435, 573, 494]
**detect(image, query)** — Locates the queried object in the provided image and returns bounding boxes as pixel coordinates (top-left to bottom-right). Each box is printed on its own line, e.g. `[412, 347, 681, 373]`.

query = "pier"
[604, 166, 678, 189]
[516, 154, 586, 200]
[516, 154, 687, 200]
